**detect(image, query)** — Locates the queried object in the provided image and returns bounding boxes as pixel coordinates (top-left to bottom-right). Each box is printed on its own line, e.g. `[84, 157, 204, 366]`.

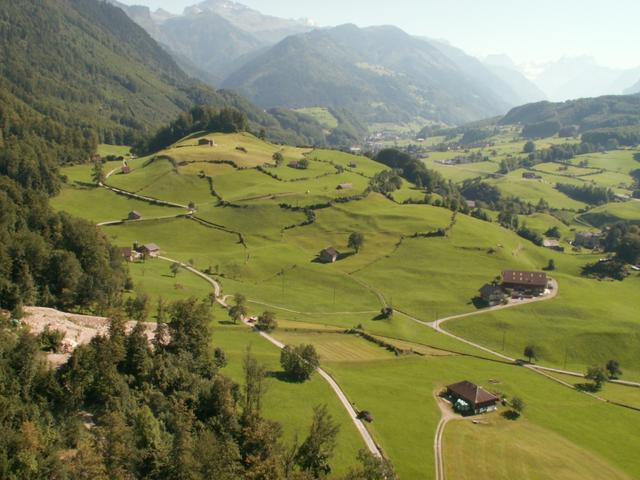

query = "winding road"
[154, 257, 383, 459]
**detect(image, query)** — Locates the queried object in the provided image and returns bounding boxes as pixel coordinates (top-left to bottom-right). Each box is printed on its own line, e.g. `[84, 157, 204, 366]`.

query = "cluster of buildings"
[122, 243, 161, 262]
[479, 270, 550, 306]
[542, 231, 603, 252]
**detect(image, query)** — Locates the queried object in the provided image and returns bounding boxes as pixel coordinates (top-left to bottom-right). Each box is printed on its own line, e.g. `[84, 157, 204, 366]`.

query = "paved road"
[154, 256, 382, 458]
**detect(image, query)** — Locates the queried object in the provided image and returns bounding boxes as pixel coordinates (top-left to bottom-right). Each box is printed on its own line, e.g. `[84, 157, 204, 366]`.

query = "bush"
[582, 259, 628, 281]
[256, 311, 277, 332]
[38, 326, 65, 353]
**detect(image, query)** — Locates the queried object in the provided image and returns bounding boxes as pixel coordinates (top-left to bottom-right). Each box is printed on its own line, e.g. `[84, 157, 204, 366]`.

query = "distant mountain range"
[513, 56, 640, 102]
[108, 0, 640, 128]
[109, 0, 546, 126]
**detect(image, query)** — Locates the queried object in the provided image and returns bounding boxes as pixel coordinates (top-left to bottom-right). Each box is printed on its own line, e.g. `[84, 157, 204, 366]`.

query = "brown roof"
[502, 270, 547, 287]
[447, 381, 499, 405]
[321, 246, 339, 257]
[141, 243, 160, 252]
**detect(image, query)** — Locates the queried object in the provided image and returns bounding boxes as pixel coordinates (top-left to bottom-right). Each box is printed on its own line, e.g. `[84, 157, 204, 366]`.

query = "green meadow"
[51, 133, 640, 478]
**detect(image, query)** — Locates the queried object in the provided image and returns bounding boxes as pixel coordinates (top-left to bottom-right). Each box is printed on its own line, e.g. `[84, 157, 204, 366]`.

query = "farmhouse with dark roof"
[446, 381, 500, 415]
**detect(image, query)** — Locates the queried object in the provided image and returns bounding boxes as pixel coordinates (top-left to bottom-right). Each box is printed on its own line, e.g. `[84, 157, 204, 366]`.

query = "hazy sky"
[119, 0, 640, 68]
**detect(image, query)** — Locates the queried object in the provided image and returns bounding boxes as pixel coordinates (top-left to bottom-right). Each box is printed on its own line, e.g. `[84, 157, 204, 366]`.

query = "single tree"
[273, 151, 284, 166]
[523, 141, 536, 154]
[170, 262, 181, 278]
[213, 347, 228, 368]
[298, 158, 310, 169]
[546, 259, 556, 271]
[281, 344, 320, 382]
[544, 226, 561, 239]
[233, 293, 246, 307]
[295, 404, 340, 477]
[523, 344, 538, 363]
[91, 160, 105, 185]
[348, 232, 365, 254]
[510, 396, 525, 417]
[228, 304, 247, 325]
[586, 365, 608, 391]
[344, 450, 397, 480]
[605, 359, 622, 379]
[256, 311, 277, 332]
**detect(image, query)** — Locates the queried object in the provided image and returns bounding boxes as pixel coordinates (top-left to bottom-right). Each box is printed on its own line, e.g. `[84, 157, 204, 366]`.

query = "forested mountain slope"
[222, 24, 521, 125]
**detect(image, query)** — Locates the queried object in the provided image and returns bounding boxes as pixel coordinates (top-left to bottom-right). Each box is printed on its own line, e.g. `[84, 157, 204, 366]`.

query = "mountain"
[222, 24, 526, 126]
[528, 57, 640, 101]
[185, 0, 315, 43]
[483, 54, 547, 104]
[158, 10, 264, 83]
[0, 0, 234, 149]
[111, 0, 314, 83]
[499, 94, 640, 132]
[624, 78, 640, 94]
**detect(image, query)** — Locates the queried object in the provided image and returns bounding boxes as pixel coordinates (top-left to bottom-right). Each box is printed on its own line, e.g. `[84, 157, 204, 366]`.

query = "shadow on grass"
[501, 410, 521, 421]
[217, 320, 238, 326]
[575, 382, 600, 393]
[471, 296, 490, 309]
[266, 371, 304, 384]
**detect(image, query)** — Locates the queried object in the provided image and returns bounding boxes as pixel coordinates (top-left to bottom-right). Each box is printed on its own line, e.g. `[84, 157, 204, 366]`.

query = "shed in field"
[319, 247, 339, 263]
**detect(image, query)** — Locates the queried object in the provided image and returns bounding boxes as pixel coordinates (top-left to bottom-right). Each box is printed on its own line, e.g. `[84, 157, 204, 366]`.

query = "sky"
[119, 0, 640, 69]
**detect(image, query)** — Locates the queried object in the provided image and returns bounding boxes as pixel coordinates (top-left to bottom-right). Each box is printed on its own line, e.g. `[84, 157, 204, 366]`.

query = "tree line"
[0, 297, 395, 479]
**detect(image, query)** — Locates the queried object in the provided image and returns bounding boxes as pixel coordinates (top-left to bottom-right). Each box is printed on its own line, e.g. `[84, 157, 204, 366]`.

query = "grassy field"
[444, 417, 632, 480]
[487, 169, 587, 210]
[570, 149, 639, 173]
[445, 271, 640, 380]
[126, 258, 213, 305]
[96, 144, 131, 157]
[62, 130, 640, 478]
[581, 201, 640, 227]
[51, 186, 181, 223]
[326, 354, 640, 480]
[294, 107, 339, 129]
[167, 132, 310, 167]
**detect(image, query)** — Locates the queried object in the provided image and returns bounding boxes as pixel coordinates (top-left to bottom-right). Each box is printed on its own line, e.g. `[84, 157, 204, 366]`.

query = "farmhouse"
[319, 247, 339, 263]
[446, 381, 499, 415]
[121, 247, 141, 262]
[522, 172, 540, 179]
[502, 270, 547, 295]
[574, 231, 602, 249]
[479, 284, 506, 306]
[337, 183, 353, 190]
[543, 239, 564, 252]
[288, 160, 306, 169]
[465, 200, 477, 209]
[128, 210, 142, 221]
[137, 243, 161, 257]
[121, 164, 131, 174]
